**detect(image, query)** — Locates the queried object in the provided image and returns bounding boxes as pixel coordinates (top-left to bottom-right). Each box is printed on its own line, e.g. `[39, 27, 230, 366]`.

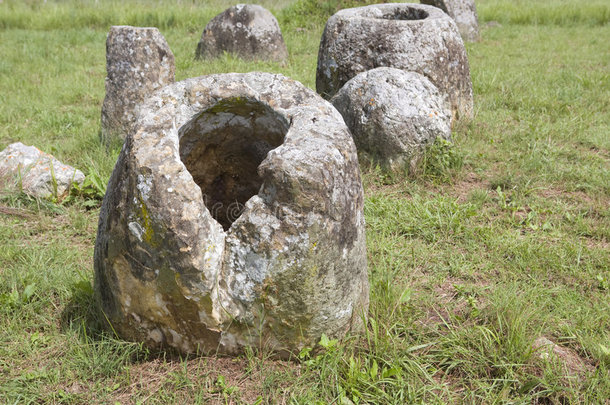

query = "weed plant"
[0, 0, 609, 403]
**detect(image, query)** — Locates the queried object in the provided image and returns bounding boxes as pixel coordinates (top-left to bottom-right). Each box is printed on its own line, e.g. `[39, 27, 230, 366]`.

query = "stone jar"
[94, 72, 369, 356]
[195, 4, 288, 62]
[316, 3, 473, 123]
[421, 0, 480, 42]
[101, 26, 175, 144]
[331, 68, 452, 172]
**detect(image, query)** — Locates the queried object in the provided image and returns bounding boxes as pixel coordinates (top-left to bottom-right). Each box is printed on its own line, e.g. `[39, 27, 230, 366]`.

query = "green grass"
[478, 0, 610, 26]
[1, 0, 609, 403]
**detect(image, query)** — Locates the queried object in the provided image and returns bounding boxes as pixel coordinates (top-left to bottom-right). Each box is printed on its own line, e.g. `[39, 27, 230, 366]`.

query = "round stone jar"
[316, 3, 473, 123]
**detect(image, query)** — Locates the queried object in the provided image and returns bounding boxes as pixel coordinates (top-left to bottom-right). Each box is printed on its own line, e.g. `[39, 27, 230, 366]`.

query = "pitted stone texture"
[101, 26, 175, 143]
[421, 0, 480, 41]
[331, 68, 451, 172]
[196, 4, 288, 62]
[0, 142, 85, 199]
[94, 72, 369, 356]
[316, 3, 473, 123]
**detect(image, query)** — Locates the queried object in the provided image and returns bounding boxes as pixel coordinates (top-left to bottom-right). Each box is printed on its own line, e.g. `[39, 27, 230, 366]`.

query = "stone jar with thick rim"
[316, 3, 473, 123]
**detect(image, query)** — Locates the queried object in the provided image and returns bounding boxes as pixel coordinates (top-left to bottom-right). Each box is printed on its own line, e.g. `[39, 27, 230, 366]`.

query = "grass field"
[0, 0, 609, 403]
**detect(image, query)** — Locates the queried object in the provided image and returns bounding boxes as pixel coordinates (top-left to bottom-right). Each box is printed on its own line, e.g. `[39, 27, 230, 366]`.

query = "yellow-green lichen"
[137, 198, 158, 247]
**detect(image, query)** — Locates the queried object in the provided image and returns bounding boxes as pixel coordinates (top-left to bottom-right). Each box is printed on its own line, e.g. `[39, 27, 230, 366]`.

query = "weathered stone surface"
[101, 26, 175, 143]
[0, 142, 85, 199]
[421, 0, 480, 41]
[196, 4, 288, 62]
[532, 337, 594, 377]
[316, 3, 473, 122]
[331, 67, 451, 172]
[94, 72, 369, 356]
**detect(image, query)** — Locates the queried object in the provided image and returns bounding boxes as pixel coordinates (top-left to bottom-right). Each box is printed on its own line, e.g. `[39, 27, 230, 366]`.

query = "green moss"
[156, 264, 201, 325]
[204, 96, 269, 116]
[258, 242, 325, 337]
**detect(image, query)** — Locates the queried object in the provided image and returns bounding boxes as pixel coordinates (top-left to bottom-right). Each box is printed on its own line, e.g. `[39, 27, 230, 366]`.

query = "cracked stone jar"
[94, 72, 369, 356]
[316, 3, 473, 123]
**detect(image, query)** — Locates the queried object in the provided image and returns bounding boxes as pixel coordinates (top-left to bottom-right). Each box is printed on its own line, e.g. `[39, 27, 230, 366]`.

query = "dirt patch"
[429, 368, 466, 401]
[415, 276, 491, 329]
[538, 187, 597, 205]
[415, 170, 489, 203]
[583, 237, 610, 251]
[575, 141, 610, 160]
[108, 355, 299, 404]
[424, 277, 461, 325]
[0, 205, 36, 219]
[447, 171, 489, 202]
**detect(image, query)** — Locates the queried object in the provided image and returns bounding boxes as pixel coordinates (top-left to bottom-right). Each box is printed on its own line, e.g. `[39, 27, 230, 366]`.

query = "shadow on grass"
[60, 279, 105, 335]
[59, 279, 199, 372]
[59, 279, 156, 377]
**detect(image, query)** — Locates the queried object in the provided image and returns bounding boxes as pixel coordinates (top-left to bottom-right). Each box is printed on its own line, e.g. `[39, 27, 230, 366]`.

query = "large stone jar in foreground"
[94, 73, 369, 356]
[316, 3, 473, 122]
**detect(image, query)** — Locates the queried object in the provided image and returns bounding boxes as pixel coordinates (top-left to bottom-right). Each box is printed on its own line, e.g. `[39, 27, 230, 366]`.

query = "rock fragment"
[0, 142, 85, 199]
[532, 337, 594, 377]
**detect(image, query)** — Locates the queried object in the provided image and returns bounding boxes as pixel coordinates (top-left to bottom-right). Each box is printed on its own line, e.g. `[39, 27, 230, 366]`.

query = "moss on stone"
[137, 198, 158, 247]
[204, 96, 269, 116]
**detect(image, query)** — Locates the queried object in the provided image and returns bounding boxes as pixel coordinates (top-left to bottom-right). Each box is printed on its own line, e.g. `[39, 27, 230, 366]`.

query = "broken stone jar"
[94, 72, 369, 356]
